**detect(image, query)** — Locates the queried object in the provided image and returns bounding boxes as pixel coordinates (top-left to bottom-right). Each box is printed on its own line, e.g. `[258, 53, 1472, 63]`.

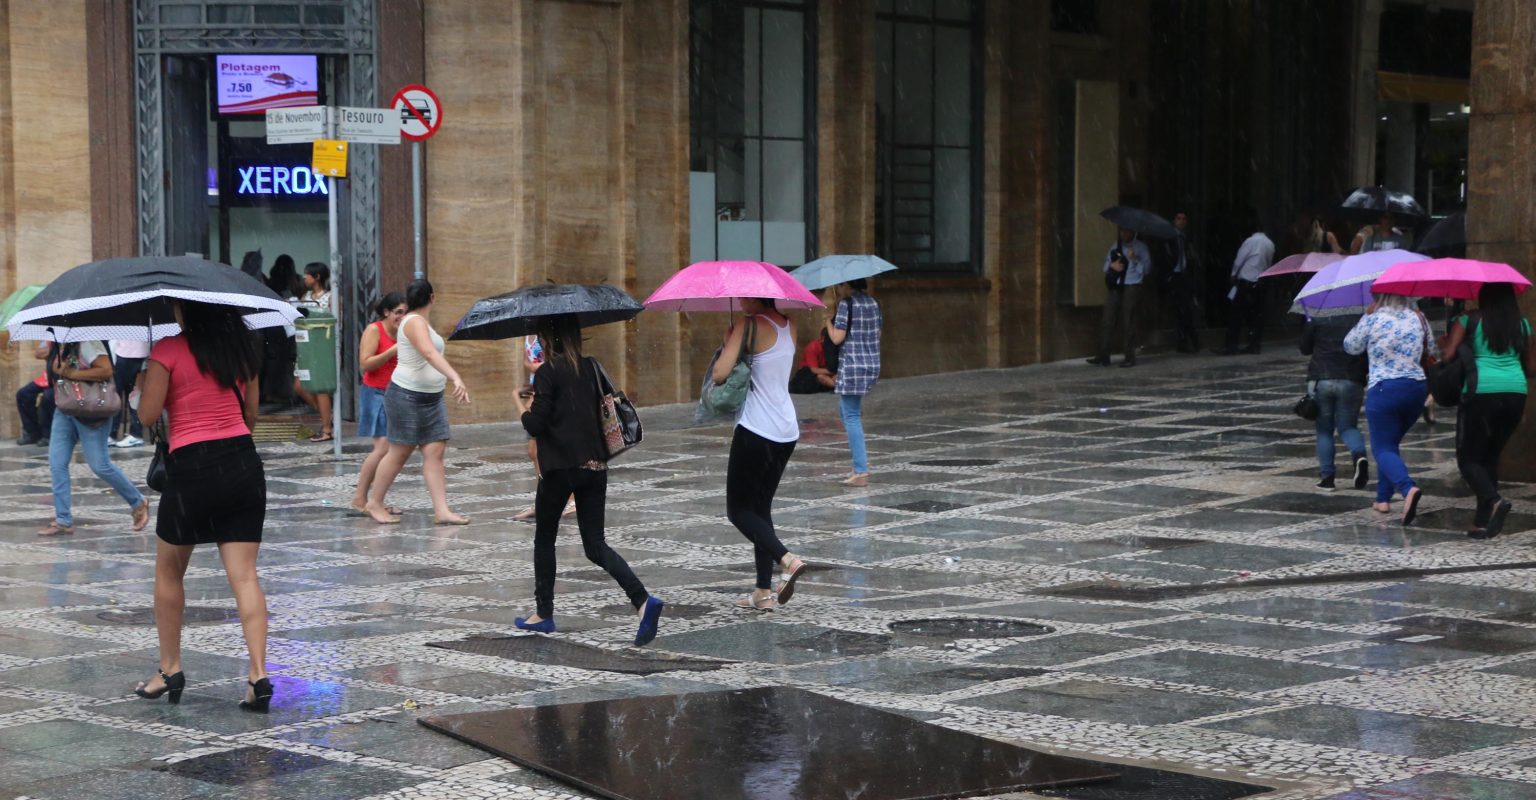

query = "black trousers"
[726, 425, 797, 590]
[1096, 284, 1141, 361]
[533, 467, 647, 619]
[1456, 392, 1527, 525]
[1224, 279, 1263, 352]
[109, 357, 144, 440]
[15, 383, 53, 440]
[1167, 271, 1200, 351]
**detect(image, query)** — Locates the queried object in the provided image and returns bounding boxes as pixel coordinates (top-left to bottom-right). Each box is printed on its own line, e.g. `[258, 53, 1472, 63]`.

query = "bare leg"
[141, 540, 194, 692]
[293, 380, 316, 410]
[318, 392, 333, 436]
[352, 436, 390, 509]
[366, 443, 415, 523]
[217, 541, 268, 683]
[421, 440, 465, 523]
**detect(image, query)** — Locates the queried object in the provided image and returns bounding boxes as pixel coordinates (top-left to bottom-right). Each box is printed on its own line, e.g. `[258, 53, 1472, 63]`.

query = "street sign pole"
[326, 112, 342, 460]
[412, 140, 424, 280]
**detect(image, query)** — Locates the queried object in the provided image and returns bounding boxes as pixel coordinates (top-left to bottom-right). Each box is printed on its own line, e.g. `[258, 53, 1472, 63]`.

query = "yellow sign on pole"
[312, 139, 348, 178]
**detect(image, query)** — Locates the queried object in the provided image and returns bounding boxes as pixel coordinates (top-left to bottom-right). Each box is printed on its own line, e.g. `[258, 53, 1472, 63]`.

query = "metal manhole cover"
[889, 500, 970, 513]
[782, 630, 893, 657]
[910, 458, 1000, 467]
[152, 746, 332, 785]
[425, 635, 731, 673]
[1111, 535, 1209, 550]
[95, 606, 239, 625]
[889, 618, 1054, 638]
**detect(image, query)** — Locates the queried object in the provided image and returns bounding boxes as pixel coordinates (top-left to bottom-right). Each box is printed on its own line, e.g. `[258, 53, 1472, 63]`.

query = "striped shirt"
[832, 292, 882, 396]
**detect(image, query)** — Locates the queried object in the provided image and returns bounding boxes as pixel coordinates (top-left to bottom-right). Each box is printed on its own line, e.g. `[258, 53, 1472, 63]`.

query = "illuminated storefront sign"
[235, 165, 330, 197]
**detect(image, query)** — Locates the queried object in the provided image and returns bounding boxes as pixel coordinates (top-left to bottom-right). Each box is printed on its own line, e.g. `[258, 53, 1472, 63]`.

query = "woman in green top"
[1440, 283, 1536, 538]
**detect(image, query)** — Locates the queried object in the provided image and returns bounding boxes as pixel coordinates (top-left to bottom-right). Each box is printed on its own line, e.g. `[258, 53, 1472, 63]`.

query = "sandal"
[1401, 487, 1423, 527]
[37, 522, 74, 537]
[512, 505, 537, 521]
[776, 556, 809, 605]
[735, 593, 776, 612]
[131, 500, 150, 532]
[351, 503, 402, 516]
[434, 515, 471, 526]
[562, 501, 577, 518]
[308, 432, 334, 443]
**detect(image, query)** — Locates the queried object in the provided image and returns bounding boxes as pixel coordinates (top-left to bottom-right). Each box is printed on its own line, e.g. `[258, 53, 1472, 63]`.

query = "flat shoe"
[351, 503, 403, 516]
[512, 506, 537, 521]
[131, 500, 151, 531]
[776, 558, 809, 605]
[308, 432, 334, 443]
[1401, 487, 1422, 526]
[840, 473, 869, 487]
[434, 516, 471, 526]
[1484, 498, 1513, 539]
[37, 523, 73, 537]
[735, 593, 775, 611]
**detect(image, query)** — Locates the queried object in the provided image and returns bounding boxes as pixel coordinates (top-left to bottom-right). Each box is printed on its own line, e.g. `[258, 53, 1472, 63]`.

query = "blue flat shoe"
[634, 596, 664, 647]
[514, 616, 556, 634]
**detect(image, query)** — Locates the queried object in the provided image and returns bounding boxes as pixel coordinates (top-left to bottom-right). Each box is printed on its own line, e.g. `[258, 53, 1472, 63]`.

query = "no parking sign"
[393, 84, 442, 141]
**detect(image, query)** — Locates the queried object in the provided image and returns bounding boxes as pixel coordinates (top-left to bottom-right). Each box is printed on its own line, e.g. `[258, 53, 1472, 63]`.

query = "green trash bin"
[294, 311, 338, 394]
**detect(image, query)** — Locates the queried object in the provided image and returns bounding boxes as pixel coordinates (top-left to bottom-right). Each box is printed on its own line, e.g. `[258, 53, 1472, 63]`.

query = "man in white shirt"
[108, 339, 150, 447]
[1214, 225, 1274, 355]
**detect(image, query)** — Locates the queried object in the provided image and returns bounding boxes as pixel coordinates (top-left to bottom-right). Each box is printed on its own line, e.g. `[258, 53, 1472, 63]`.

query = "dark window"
[689, 0, 815, 267]
[875, 0, 981, 274]
[1051, 0, 1099, 35]
[1379, 3, 1472, 79]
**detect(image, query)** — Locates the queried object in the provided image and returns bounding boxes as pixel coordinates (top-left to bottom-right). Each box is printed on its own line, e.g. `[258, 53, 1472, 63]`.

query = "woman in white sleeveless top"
[712, 298, 810, 611]
[364, 280, 472, 525]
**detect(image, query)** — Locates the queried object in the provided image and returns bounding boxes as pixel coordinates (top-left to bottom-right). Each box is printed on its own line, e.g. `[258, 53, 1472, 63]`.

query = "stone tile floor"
[2, 350, 1535, 799]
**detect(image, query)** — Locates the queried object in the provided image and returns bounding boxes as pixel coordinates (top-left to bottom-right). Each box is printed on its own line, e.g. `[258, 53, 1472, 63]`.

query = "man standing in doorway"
[1214, 220, 1274, 355]
[1165, 211, 1200, 353]
[1087, 226, 1151, 368]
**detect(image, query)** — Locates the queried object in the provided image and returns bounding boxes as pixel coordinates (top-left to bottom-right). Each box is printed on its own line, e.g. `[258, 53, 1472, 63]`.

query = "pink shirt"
[149, 336, 250, 452]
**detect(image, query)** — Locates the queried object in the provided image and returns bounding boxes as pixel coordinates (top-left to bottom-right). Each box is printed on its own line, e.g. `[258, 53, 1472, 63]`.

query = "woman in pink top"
[134, 301, 274, 714]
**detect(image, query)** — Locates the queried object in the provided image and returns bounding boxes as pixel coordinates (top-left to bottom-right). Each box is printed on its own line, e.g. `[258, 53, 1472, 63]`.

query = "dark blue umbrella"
[1099, 206, 1179, 239]
[1415, 212, 1465, 258]
[449, 284, 643, 340]
[1340, 186, 1427, 223]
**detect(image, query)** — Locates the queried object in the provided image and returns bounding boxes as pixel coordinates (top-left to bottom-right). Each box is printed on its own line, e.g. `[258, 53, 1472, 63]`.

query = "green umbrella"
[0, 284, 44, 328]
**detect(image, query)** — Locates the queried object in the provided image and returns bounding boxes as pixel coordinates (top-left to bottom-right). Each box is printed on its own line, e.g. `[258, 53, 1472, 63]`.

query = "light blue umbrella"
[788, 254, 897, 291]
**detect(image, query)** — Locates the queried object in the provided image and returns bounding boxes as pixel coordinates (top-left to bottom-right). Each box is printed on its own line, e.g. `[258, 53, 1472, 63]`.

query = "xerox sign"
[215, 55, 319, 115]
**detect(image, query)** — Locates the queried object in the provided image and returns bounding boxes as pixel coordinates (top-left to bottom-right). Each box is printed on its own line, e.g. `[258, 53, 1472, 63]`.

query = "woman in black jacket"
[513, 314, 664, 646]
[1300, 315, 1369, 491]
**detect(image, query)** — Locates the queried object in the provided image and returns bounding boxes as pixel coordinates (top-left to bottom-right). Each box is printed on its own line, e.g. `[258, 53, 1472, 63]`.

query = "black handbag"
[1292, 394, 1319, 421]
[145, 417, 170, 493]
[590, 358, 641, 459]
[823, 297, 850, 374]
[1426, 315, 1482, 408]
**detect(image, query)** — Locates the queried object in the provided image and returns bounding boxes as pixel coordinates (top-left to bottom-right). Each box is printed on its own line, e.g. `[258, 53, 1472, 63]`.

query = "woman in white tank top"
[711, 298, 810, 612]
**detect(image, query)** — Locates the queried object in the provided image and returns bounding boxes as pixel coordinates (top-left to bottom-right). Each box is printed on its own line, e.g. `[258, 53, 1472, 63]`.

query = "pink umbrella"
[1371, 258, 1532, 300]
[1259, 252, 1343, 279]
[643, 260, 824, 312]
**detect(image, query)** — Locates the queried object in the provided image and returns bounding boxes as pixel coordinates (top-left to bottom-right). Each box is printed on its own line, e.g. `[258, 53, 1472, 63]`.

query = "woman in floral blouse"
[1344, 293, 1440, 525]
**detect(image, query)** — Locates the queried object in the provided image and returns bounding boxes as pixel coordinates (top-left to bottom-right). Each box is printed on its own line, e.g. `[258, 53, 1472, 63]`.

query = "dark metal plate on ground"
[1036, 761, 1270, 799]
[424, 635, 731, 673]
[418, 686, 1117, 800]
[888, 499, 972, 513]
[782, 629, 894, 657]
[150, 746, 333, 785]
[909, 458, 1000, 467]
[889, 618, 1054, 638]
[92, 606, 239, 625]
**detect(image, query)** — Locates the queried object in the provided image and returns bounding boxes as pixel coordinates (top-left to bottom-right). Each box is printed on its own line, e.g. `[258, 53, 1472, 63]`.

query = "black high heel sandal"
[239, 677, 273, 713]
[134, 669, 185, 704]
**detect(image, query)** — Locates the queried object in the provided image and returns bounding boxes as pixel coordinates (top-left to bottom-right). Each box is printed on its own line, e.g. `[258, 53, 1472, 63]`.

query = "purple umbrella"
[1291, 248, 1430, 317]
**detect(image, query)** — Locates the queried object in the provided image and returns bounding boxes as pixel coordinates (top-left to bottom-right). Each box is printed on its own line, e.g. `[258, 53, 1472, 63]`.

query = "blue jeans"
[1364, 378, 1428, 503]
[839, 393, 868, 474]
[49, 413, 145, 527]
[1314, 379, 1365, 478]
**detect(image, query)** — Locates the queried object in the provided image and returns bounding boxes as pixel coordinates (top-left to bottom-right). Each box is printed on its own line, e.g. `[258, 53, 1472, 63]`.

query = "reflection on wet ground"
[1, 351, 1535, 798]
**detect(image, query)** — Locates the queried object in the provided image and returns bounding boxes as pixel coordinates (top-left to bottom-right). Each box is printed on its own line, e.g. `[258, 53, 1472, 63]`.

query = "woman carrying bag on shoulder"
[715, 298, 810, 612]
[513, 313, 664, 646]
[41, 340, 150, 536]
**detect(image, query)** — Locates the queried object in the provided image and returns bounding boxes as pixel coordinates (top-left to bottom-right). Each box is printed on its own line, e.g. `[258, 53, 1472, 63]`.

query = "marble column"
[1467, 1, 1536, 481]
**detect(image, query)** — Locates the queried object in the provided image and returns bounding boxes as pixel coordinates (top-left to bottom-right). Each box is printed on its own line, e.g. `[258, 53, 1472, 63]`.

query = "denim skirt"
[384, 384, 450, 446]
[357, 384, 388, 438]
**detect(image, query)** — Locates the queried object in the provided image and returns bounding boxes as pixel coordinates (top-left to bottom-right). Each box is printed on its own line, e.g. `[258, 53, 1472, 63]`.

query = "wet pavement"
[2, 350, 1536, 799]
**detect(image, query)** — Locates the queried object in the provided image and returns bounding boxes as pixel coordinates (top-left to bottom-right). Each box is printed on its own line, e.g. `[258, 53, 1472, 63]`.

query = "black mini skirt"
[156, 435, 266, 546]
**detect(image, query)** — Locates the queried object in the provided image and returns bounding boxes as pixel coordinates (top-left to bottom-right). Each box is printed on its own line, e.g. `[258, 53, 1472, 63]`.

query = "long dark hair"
[178, 301, 260, 390]
[405, 279, 434, 311]
[372, 291, 405, 321]
[268, 255, 300, 297]
[536, 313, 584, 372]
[304, 262, 331, 292]
[1478, 283, 1525, 354]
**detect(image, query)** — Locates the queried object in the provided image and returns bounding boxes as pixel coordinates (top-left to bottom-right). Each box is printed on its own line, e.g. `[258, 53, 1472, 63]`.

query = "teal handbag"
[701, 318, 757, 416]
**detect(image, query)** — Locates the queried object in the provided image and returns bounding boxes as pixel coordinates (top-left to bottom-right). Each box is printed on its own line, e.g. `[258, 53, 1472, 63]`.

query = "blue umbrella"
[788, 254, 897, 291]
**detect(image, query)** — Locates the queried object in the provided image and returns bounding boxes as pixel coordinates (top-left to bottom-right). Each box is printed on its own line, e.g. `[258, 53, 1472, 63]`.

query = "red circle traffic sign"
[392, 84, 442, 142]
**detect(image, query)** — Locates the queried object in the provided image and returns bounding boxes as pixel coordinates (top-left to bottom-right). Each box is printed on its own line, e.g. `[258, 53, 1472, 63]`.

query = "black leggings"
[726, 426, 797, 590]
[534, 468, 647, 619]
[1456, 392, 1527, 525]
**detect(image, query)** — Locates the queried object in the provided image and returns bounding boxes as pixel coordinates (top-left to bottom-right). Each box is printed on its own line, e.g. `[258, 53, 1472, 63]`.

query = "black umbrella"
[1340, 186, 1427, 223]
[6, 255, 299, 342]
[1099, 206, 1179, 239]
[449, 283, 643, 341]
[1415, 212, 1466, 258]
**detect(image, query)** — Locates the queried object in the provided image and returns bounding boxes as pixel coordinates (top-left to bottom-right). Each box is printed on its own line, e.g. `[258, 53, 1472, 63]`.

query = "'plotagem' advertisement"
[215, 55, 319, 115]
